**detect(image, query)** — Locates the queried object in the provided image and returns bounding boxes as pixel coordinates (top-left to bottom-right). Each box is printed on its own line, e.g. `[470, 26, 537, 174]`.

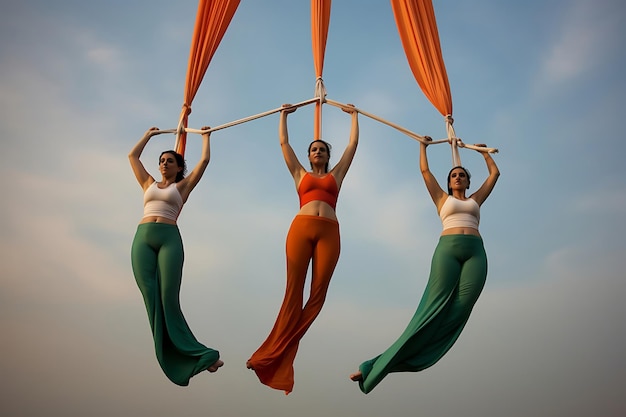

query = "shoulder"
[295, 171, 310, 190]
[326, 173, 339, 187]
[435, 194, 451, 213]
[142, 178, 157, 192]
[468, 194, 484, 207]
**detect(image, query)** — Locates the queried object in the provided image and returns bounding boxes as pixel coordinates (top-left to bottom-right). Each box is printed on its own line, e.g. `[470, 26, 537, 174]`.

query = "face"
[449, 168, 470, 191]
[308, 141, 329, 165]
[159, 153, 182, 177]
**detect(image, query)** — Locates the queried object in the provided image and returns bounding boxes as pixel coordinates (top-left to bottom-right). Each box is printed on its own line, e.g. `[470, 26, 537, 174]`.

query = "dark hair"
[447, 166, 471, 195]
[307, 140, 332, 173]
[159, 150, 187, 182]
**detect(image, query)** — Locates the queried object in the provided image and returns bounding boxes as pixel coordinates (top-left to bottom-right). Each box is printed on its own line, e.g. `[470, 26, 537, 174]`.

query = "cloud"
[539, 0, 622, 86]
[85, 43, 124, 73]
[572, 185, 626, 214]
[2, 2, 625, 416]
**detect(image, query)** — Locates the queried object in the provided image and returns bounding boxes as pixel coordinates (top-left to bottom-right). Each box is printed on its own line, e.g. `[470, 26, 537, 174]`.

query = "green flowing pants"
[358, 234, 487, 394]
[131, 222, 219, 386]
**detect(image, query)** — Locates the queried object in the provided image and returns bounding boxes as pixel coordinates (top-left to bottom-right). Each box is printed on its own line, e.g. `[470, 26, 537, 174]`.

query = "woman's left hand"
[473, 143, 489, 153]
[341, 104, 357, 114]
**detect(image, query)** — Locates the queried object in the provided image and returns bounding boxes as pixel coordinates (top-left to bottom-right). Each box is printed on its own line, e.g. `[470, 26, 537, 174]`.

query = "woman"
[129, 126, 223, 386]
[350, 137, 499, 394]
[247, 104, 359, 394]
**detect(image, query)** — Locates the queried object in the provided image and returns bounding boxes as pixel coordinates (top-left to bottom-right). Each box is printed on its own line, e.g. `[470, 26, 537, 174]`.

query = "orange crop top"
[297, 173, 339, 210]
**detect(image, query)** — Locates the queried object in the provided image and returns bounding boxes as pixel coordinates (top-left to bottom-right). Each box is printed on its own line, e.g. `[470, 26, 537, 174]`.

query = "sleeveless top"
[297, 173, 339, 210]
[142, 182, 184, 221]
[439, 195, 480, 230]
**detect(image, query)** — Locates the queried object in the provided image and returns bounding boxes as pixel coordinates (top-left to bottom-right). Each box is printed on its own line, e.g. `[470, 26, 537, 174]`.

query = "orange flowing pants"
[248, 215, 340, 393]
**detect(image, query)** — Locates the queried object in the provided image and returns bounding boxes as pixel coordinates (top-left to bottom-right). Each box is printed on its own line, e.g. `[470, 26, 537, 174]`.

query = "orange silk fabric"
[311, 0, 331, 140]
[176, 0, 241, 155]
[390, 0, 452, 117]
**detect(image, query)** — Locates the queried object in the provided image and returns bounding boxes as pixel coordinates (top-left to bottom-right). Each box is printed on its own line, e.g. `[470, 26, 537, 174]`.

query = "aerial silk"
[391, 0, 460, 166]
[175, 0, 241, 156]
[311, 0, 331, 140]
[354, 0, 473, 394]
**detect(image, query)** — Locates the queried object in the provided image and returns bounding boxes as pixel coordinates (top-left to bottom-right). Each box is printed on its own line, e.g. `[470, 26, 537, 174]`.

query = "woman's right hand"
[281, 104, 297, 114]
[143, 126, 159, 139]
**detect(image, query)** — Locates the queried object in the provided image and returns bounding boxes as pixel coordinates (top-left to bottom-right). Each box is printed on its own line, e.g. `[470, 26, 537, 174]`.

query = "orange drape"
[390, 0, 452, 117]
[175, 0, 241, 156]
[311, 0, 331, 140]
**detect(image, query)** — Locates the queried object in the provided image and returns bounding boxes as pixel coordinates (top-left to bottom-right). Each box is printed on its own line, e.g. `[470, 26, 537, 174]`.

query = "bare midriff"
[441, 226, 480, 237]
[139, 216, 177, 225]
[297, 201, 337, 221]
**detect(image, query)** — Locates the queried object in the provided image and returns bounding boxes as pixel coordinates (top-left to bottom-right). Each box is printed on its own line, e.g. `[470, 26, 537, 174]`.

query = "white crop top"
[439, 196, 480, 230]
[143, 182, 184, 221]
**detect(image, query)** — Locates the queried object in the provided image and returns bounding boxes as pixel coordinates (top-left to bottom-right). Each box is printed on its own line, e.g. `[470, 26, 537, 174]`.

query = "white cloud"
[2, 1, 625, 416]
[85, 44, 124, 72]
[539, 0, 622, 86]
[572, 185, 626, 214]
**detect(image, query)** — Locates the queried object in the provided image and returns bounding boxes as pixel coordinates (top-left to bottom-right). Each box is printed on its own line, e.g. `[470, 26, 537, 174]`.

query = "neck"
[451, 190, 466, 199]
[310, 166, 326, 175]
[160, 176, 176, 185]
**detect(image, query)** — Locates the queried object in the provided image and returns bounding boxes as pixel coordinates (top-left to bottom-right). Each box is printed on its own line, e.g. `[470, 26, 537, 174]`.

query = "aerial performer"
[129, 126, 223, 386]
[247, 103, 359, 394]
[349, 134, 500, 393]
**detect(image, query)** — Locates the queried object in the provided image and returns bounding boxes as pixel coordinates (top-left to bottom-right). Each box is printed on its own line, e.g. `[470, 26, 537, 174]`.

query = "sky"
[1, 0, 625, 416]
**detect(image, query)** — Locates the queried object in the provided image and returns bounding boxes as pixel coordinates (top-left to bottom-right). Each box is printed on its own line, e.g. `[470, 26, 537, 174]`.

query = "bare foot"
[207, 359, 224, 373]
[349, 371, 362, 381]
[245, 360, 254, 370]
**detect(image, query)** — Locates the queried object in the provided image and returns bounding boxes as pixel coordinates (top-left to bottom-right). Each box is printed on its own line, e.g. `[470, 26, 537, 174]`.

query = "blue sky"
[1, 0, 625, 416]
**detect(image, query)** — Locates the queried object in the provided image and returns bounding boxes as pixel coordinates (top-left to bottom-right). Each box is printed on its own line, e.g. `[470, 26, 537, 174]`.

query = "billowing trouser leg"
[248, 215, 340, 393]
[131, 223, 219, 386]
[358, 234, 487, 394]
